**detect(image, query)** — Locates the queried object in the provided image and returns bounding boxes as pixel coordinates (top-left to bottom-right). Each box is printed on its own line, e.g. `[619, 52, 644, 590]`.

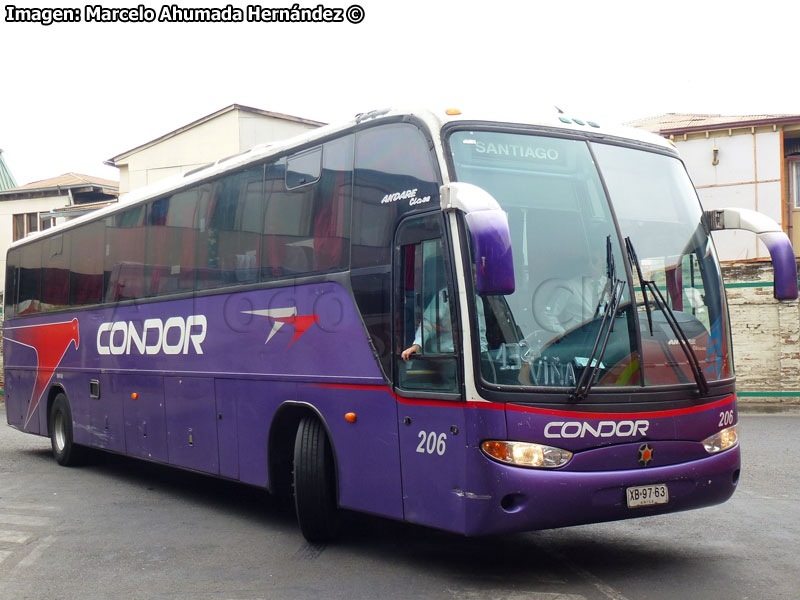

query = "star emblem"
[638, 443, 654, 467]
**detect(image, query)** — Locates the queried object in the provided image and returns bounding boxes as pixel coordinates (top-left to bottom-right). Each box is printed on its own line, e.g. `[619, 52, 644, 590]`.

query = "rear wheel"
[49, 393, 87, 466]
[293, 416, 341, 542]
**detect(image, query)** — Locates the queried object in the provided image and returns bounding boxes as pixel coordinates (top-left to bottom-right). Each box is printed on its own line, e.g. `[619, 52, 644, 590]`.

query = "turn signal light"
[445, 108, 462, 116]
[481, 440, 572, 469]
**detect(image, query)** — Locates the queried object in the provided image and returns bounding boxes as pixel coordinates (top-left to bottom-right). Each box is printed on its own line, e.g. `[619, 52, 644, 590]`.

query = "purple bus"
[4, 108, 796, 542]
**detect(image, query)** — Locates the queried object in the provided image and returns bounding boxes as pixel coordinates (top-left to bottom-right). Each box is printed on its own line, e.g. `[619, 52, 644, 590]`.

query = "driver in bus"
[537, 243, 610, 334]
[401, 288, 488, 360]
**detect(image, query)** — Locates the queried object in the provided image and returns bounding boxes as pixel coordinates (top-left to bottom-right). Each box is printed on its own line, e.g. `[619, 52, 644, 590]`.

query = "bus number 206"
[417, 431, 447, 455]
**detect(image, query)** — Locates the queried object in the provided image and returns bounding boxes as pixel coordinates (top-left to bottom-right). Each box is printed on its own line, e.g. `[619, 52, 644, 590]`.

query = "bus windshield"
[448, 130, 732, 392]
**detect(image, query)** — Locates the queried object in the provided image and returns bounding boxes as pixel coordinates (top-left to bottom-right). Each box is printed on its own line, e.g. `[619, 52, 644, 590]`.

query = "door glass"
[396, 217, 459, 394]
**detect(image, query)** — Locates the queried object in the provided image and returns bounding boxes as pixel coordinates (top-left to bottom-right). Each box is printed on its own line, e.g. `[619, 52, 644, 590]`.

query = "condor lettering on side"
[544, 420, 649, 439]
[96, 316, 207, 356]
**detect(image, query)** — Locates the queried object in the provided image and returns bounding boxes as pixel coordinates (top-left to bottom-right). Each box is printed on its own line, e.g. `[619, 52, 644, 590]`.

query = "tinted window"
[352, 123, 439, 268]
[70, 221, 104, 305]
[5, 248, 20, 317]
[197, 167, 264, 290]
[42, 233, 70, 310]
[262, 160, 316, 279]
[350, 123, 440, 377]
[105, 205, 146, 301]
[262, 136, 353, 280]
[18, 241, 42, 315]
[314, 136, 352, 271]
[147, 188, 203, 296]
[286, 147, 322, 189]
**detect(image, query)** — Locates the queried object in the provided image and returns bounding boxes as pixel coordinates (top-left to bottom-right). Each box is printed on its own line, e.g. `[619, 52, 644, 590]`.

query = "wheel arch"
[267, 401, 340, 501]
[46, 384, 68, 434]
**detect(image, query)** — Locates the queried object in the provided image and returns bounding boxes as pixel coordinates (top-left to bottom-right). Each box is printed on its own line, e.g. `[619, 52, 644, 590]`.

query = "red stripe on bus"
[505, 395, 736, 420]
[313, 382, 734, 418]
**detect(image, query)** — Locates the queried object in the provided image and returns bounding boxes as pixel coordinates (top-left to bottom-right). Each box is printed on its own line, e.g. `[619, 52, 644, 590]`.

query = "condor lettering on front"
[97, 315, 207, 356]
[544, 420, 650, 439]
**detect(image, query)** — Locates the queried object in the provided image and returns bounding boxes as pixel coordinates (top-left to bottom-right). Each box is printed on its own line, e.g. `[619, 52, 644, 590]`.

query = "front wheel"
[293, 417, 341, 542]
[49, 393, 87, 466]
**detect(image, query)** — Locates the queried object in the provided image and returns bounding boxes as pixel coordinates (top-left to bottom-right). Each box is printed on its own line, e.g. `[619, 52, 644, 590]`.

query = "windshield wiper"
[624, 237, 709, 396]
[625, 236, 654, 336]
[571, 236, 625, 402]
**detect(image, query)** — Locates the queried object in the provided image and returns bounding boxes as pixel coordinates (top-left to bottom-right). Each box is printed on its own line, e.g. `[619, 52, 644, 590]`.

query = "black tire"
[293, 416, 341, 542]
[49, 393, 87, 466]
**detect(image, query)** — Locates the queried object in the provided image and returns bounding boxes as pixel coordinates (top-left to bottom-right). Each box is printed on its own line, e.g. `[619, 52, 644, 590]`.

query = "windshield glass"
[448, 130, 731, 391]
[591, 143, 732, 385]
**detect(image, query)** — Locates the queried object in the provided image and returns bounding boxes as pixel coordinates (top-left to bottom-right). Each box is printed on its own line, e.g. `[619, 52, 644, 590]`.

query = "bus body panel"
[164, 376, 218, 474]
[214, 378, 242, 480]
[301, 383, 403, 520]
[396, 401, 468, 531]
[226, 379, 296, 488]
[90, 373, 126, 452]
[461, 445, 740, 536]
[505, 395, 737, 457]
[121, 374, 168, 462]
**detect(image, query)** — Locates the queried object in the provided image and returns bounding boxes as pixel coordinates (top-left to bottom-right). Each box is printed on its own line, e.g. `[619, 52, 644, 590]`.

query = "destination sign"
[472, 141, 560, 161]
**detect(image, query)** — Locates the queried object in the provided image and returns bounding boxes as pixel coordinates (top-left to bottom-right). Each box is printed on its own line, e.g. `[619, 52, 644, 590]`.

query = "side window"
[351, 123, 440, 378]
[18, 241, 42, 315]
[262, 159, 314, 278]
[146, 188, 203, 296]
[352, 123, 439, 268]
[42, 233, 70, 310]
[313, 136, 352, 272]
[395, 215, 458, 394]
[197, 168, 264, 290]
[5, 248, 19, 317]
[262, 137, 352, 280]
[105, 205, 146, 302]
[70, 221, 104, 306]
[286, 147, 321, 189]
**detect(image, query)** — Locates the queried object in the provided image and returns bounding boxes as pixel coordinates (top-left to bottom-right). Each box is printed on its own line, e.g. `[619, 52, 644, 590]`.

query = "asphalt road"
[1, 406, 798, 600]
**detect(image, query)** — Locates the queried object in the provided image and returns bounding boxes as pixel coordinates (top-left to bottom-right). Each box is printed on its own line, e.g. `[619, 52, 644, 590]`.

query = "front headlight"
[702, 424, 739, 454]
[481, 440, 572, 468]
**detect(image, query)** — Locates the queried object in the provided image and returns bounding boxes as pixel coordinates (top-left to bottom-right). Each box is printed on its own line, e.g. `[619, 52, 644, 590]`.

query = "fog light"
[481, 440, 572, 468]
[702, 424, 739, 454]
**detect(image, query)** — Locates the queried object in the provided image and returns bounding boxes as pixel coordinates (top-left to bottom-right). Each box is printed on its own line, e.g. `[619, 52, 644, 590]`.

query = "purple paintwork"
[760, 231, 799, 301]
[466, 210, 516, 296]
[442, 181, 515, 295]
[459, 444, 739, 535]
[4, 280, 740, 536]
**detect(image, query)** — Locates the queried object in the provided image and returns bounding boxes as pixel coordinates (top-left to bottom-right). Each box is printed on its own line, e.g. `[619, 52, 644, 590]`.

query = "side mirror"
[705, 208, 798, 301]
[441, 182, 515, 295]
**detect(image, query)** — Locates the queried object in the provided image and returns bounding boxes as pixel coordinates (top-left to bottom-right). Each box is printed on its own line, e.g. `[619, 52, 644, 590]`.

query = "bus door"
[394, 214, 467, 532]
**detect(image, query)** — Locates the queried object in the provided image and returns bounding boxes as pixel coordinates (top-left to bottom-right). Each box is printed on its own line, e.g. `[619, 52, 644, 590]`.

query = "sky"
[2, 0, 800, 186]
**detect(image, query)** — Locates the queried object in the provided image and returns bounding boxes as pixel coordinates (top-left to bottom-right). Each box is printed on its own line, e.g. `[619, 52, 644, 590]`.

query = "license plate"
[626, 484, 669, 508]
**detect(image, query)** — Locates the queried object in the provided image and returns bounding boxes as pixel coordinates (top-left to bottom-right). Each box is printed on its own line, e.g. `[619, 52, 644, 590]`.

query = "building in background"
[0, 173, 119, 289]
[628, 113, 800, 261]
[106, 104, 325, 195]
[0, 150, 17, 191]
